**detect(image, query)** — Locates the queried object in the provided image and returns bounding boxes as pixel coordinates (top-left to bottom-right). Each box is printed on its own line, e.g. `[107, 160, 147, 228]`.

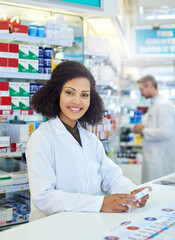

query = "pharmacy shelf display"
[0, 1, 84, 229]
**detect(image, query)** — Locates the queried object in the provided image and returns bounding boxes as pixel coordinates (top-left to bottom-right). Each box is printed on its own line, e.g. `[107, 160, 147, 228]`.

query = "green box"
[18, 59, 28, 73]
[28, 60, 38, 73]
[19, 44, 29, 59]
[19, 83, 30, 97]
[29, 46, 39, 60]
[9, 83, 19, 96]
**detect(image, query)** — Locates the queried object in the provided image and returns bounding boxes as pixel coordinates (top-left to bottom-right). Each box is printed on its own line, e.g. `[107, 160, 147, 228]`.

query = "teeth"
[69, 107, 81, 111]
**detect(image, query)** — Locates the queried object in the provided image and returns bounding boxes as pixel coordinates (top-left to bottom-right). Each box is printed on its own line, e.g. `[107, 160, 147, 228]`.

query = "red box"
[0, 43, 8, 52]
[0, 96, 11, 105]
[0, 21, 9, 32]
[9, 43, 19, 59]
[0, 58, 8, 72]
[0, 43, 9, 58]
[12, 24, 28, 34]
[9, 43, 19, 53]
[0, 82, 9, 91]
[8, 58, 18, 72]
[10, 143, 17, 152]
[8, 58, 18, 67]
[0, 147, 7, 153]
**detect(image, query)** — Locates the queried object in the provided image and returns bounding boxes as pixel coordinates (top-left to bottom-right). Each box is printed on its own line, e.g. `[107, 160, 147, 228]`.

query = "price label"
[21, 110, 28, 115]
[39, 38, 45, 44]
[19, 185, 26, 191]
[1, 187, 8, 193]
[2, 110, 11, 115]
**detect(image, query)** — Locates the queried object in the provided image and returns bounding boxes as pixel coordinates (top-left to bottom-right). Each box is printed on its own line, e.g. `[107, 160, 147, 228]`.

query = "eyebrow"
[64, 87, 90, 92]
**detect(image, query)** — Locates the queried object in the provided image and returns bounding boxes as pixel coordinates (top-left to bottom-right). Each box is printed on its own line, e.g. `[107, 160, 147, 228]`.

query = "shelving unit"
[0, 1, 84, 229]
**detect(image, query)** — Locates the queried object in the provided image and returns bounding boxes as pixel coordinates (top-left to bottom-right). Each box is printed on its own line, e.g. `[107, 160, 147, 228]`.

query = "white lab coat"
[142, 95, 175, 183]
[26, 117, 136, 221]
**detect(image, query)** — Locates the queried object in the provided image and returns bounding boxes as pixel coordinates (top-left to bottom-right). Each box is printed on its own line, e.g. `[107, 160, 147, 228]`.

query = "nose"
[72, 95, 81, 105]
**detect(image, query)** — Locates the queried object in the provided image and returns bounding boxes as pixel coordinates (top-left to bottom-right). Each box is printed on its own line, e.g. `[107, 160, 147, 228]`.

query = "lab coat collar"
[49, 117, 89, 143]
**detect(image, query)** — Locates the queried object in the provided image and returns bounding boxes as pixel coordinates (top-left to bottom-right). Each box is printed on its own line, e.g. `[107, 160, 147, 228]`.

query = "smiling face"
[59, 77, 91, 127]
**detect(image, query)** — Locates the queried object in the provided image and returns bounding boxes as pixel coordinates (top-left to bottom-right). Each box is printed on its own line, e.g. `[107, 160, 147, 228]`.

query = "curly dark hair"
[31, 61, 105, 125]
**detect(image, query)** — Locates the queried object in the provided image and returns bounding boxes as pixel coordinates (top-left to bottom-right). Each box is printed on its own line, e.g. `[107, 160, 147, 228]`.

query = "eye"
[66, 91, 73, 95]
[82, 93, 89, 97]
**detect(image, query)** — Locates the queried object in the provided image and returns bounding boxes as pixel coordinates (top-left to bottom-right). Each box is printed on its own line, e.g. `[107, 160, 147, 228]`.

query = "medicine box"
[29, 46, 38, 60]
[0, 170, 13, 187]
[28, 60, 38, 73]
[11, 97, 19, 110]
[30, 83, 38, 94]
[19, 97, 29, 110]
[19, 83, 29, 97]
[12, 171, 28, 185]
[0, 43, 8, 58]
[0, 136, 10, 147]
[0, 57, 8, 72]
[0, 21, 9, 33]
[9, 82, 19, 96]
[8, 58, 18, 72]
[12, 24, 28, 35]
[0, 82, 9, 96]
[8, 43, 19, 59]
[18, 59, 28, 72]
[19, 45, 29, 59]
[0, 96, 11, 109]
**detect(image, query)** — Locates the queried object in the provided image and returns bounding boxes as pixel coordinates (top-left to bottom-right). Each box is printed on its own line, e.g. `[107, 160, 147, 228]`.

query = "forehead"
[64, 77, 90, 88]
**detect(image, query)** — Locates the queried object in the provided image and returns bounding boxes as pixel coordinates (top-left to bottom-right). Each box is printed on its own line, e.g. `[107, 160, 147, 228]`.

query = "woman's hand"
[100, 193, 140, 213]
[131, 186, 152, 208]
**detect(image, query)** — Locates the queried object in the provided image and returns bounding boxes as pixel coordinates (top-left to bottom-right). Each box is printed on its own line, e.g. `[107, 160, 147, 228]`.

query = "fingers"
[132, 186, 152, 208]
[101, 188, 151, 213]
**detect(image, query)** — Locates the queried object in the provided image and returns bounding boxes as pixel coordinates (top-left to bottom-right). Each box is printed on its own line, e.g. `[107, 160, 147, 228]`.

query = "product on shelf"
[0, 207, 13, 226]
[0, 170, 12, 187]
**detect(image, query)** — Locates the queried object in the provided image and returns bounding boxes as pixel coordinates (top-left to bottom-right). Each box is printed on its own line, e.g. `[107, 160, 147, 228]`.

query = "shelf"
[0, 152, 23, 157]
[0, 33, 72, 47]
[84, 50, 109, 58]
[0, 183, 29, 194]
[120, 142, 142, 147]
[116, 157, 141, 164]
[0, 72, 51, 80]
[0, 220, 29, 230]
[0, 109, 39, 116]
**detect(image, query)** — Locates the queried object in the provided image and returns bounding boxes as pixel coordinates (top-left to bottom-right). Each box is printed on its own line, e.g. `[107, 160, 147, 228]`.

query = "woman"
[26, 61, 151, 221]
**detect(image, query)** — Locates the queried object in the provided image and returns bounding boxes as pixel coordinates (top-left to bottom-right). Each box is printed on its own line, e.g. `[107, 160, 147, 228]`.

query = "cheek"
[85, 99, 90, 109]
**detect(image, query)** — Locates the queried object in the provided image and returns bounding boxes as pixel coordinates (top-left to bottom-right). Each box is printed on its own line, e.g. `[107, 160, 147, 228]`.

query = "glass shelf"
[0, 183, 29, 194]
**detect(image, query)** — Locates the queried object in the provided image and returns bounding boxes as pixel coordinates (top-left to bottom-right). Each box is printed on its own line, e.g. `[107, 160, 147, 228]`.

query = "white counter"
[1, 173, 175, 240]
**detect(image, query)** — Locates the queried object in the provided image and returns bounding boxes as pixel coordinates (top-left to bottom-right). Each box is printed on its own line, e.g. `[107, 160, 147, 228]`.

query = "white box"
[0, 136, 10, 147]
[12, 171, 28, 185]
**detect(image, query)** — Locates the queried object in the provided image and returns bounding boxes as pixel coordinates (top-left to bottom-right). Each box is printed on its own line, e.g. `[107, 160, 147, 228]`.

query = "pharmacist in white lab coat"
[26, 61, 151, 221]
[133, 75, 175, 183]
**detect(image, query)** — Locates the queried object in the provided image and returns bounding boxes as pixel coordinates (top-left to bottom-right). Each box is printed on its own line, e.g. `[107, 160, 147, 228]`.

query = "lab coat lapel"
[78, 123, 90, 148]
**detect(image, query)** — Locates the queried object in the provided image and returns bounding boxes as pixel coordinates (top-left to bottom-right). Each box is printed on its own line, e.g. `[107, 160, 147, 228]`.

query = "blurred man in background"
[133, 75, 175, 183]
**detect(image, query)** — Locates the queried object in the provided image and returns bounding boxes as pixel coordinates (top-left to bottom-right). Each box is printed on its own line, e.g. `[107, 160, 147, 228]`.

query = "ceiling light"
[157, 14, 175, 20]
[139, 6, 144, 15]
[145, 16, 156, 20]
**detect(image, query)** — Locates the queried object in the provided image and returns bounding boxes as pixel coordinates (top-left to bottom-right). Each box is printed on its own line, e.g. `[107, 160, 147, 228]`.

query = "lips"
[68, 107, 82, 113]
